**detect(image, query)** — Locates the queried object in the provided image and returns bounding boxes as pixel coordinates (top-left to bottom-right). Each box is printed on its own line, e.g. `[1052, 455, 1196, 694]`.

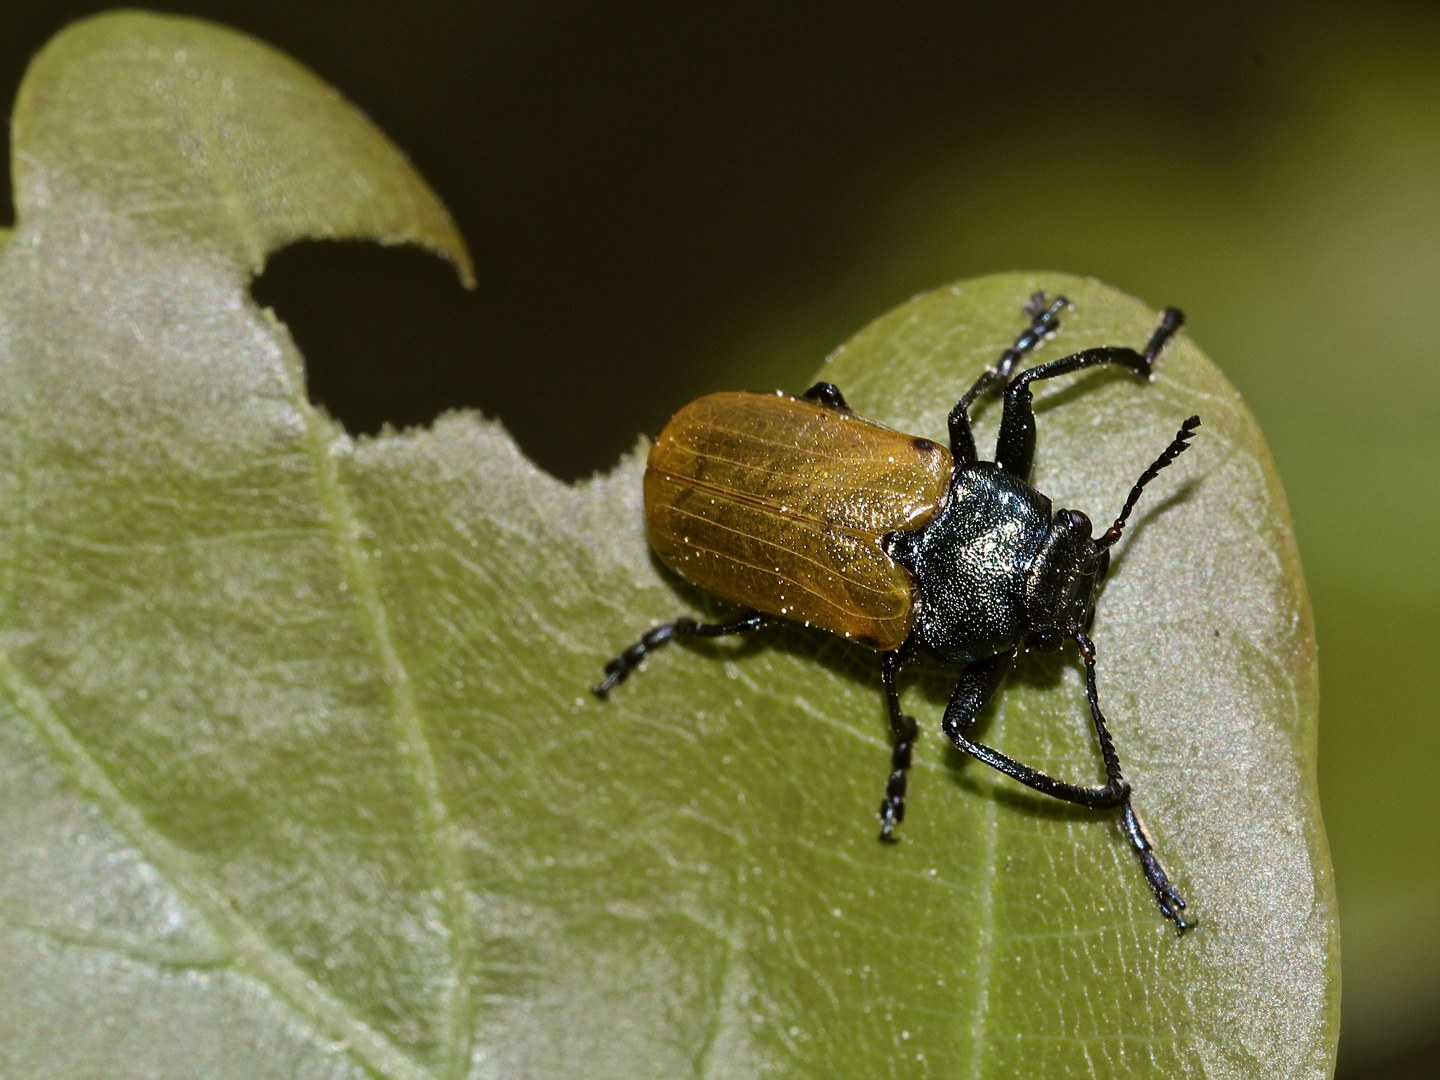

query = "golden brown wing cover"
[645, 391, 953, 651]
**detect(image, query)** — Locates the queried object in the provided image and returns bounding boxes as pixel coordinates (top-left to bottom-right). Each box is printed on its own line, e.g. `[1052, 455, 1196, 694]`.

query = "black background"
[4, 1, 1294, 481]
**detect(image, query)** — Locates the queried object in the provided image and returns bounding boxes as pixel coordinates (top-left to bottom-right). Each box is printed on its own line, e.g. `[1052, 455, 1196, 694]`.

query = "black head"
[1023, 415, 1201, 653]
[1023, 509, 1109, 652]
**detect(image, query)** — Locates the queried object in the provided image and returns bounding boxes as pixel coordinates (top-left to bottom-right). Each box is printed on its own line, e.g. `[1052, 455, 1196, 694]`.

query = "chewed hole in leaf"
[251, 238, 682, 482]
[253, 241, 485, 442]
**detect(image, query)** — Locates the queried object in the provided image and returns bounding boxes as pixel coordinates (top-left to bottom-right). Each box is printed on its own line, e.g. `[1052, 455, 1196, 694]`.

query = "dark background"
[5, 3, 1438, 1076]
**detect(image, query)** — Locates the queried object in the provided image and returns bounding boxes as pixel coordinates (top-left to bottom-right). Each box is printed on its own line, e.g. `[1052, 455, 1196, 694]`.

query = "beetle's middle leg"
[878, 641, 919, 842]
[593, 611, 769, 697]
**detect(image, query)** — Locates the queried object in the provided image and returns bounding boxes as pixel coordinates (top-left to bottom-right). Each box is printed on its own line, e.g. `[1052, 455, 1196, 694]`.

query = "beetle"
[595, 294, 1198, 933]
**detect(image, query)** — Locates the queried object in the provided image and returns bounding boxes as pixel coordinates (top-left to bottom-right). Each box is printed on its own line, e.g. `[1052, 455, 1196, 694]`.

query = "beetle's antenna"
[1096, 415, 1201, 549]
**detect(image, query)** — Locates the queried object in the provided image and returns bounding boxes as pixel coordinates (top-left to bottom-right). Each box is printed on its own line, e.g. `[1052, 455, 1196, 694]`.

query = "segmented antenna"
[1097, 415, 1201, 549]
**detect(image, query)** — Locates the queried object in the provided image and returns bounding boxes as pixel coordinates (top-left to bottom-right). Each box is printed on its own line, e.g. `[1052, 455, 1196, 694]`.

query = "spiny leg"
[1074, 633, 1190, 933]
[878, 642, 919, 842]
[994, 306, 1185, 480]
[948, 293, 1068, 465]
[593, 611, 769, 696]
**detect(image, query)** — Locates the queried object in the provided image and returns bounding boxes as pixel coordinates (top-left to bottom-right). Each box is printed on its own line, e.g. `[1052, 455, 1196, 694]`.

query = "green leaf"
[0, 11, 1336, 1080]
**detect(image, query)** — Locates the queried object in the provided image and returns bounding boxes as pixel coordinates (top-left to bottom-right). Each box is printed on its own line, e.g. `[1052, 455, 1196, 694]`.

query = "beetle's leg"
[943, 637, 1191, 932]
[942, 648, 1129, 811]
[994, 307, 1184, 479]
[965, 294, 1069, 402]
[802, 382, 852, 413]
[878, 641, 920, 842]
[593, 611, 770, 696]
[995, 346, 1149, 479]
[1075, 632, 1191, 932]
[947, 295, 1067, 465]
[1142, 306, 1186, 366]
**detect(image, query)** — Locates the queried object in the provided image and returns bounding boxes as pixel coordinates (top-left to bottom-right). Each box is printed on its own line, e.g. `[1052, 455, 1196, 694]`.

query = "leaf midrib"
[0, 291, 478, 1080]
[0, 650, 432, 1080]
[276, 321, 478, 1080]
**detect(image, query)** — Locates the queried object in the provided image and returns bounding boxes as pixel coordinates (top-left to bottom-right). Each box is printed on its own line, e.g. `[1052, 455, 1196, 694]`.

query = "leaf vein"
[0, 650, 431, 1080]
[278, 334, 477, 1080]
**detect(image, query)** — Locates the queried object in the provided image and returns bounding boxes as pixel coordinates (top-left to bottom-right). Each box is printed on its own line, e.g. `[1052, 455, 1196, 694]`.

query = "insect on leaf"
[0, 11, 1337, 1080]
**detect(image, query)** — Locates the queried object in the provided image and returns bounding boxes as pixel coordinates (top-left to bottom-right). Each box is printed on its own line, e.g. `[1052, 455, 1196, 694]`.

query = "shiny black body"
[887, 463, 1077, 664]
[597, 295, 1200, 933]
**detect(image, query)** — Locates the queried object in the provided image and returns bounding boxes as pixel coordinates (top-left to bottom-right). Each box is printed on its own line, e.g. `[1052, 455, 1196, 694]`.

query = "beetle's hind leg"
[878, 643, 920, 842]
[593, 611, 769, 696]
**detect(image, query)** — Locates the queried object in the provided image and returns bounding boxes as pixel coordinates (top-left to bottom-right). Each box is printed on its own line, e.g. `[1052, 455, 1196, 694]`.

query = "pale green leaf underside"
[0, 11, 1337, 1080]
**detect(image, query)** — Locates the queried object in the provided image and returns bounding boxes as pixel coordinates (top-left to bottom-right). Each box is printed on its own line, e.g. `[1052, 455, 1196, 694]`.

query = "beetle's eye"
[1035, 629, 1063, 653]
[1062, 509, 1092, 538]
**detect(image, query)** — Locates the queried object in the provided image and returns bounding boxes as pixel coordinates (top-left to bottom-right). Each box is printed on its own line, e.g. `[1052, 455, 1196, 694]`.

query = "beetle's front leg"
[994, 306, 1184, 479]
[1120, 801, 1190, 933]
[994, 347, 1151, 479]
[943, 648, 1131, 807]
[938, 647, 1136, 797]
[947, 295, 1067, 466]
[1076, 632, 1191, 932]
[943, 635, 1191, 933]
[878, 642, 919, 842]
